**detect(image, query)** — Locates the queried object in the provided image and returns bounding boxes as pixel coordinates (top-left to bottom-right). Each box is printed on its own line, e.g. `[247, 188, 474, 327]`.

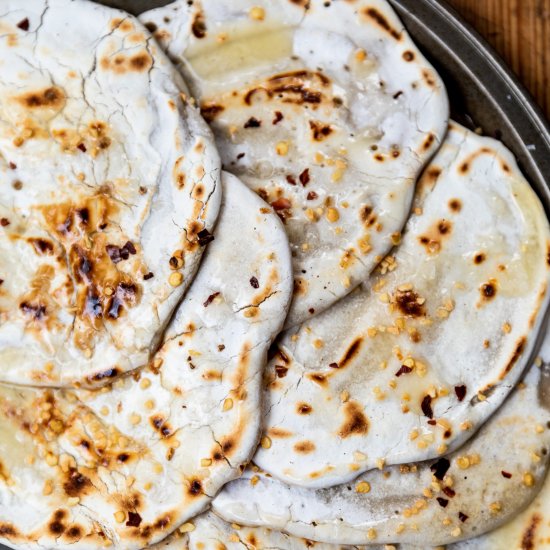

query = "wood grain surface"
[446, 0, 550, 120]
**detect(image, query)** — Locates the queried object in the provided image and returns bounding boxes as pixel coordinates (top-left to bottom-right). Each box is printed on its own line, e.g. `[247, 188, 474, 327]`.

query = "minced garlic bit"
[200, 458, 212, 467]
[367, 528, 377, 540]
[260, 436, 272, 449]
[326, 207, 340, 223]
[130, 413, 141, 425]
[43, 480, 53, 496]
[275, 141, 289, 156]
[503, 322, 512, 334]
[179, 522, 196, 533]
[223, 398, 234, 411]
[46, 453, 58, 467]
[169, 272, 184, 287]
[523, 472, 535, 487]
[489, 501, 502, 513]
[249, 6, 265, 20]
[250, 475, 260, 486]
[114, 511, 126, 523]
[356, 481, 371, 493]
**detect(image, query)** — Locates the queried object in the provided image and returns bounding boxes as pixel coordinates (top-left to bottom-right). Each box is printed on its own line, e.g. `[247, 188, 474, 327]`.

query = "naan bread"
[446, 336, 550, 550]
[0, 0, 221, 387]
[449, 472, 550, 549]
[0, 173, 292, 550]
[250, 122, 550, 488]
[149, 512, 365, 550]
[140, 0, 449, 328]
[213, 333, 550, 546]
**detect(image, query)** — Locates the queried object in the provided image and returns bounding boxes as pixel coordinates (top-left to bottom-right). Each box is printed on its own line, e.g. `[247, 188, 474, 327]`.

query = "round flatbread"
[214, 332, 550, 546]
[148, 512, 366, 550]
[0, 0, 221, 387]
[249, 122, 550, 488]
[140, 0, 449, 328]
[0, 172, 292, 550]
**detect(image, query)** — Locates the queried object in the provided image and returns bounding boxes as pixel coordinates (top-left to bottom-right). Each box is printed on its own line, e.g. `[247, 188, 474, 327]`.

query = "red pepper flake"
[237, 152, 245, 159]
[273, 111, 284, 125]
[458, 512, 469, 523]
[0, 279, 4, 285]
[203, 292, 220, 307]
[395, 365, 413, 377]
[308, 308, 315, 314]
[299, 168, 310, 186]
[144, 272, 154, 280]
[455, 385, 467, 401]
[271, 198, 292, 211]
[329, 362, 339, 369]
[244, 117, 261, 128]
[124, 241, 137, 255]
[250, 276, 259, 289]
[106, 244, 129, 264]
[286, 175, 297, 185]
[126, 512, 142, 528]
[17, 18, 30, 31]
[443, 486, 456, 498]
[218, 344, 225, 352]
[430, 458, 450, 480]
[0, 218, 10, 227]
[501, 471, 512, 479]
[421, 394, 433, 418]
[275, 365, 288, 378]
[197, 229, 215, 246]
[307, 191, 318, 201]
[77, 143, 87, 152]
[436, 497, 449, 508]
[8, 162, 16, 170]
[427, 419, 437, 426]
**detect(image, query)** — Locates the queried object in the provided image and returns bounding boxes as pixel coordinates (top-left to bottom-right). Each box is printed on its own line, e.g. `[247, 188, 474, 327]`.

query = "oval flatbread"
[140, 0, 449, 328]
[249, 122, 550, 488]
[148, 512, 365, 550]
[0, 0, 221, 387]
[0, 172, 292, 550]
[214, 330, 550, 546]
[449, 468, 550, 549]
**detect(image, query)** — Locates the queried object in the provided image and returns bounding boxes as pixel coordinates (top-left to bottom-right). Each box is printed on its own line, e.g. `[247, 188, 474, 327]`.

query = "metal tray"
[2, 2, 549, 549]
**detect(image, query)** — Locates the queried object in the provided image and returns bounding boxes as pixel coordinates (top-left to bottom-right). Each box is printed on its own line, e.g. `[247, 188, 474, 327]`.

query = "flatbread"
[213, 330, 550, 546]
[249, 122, 550, 488]
[446, 336, 550, 550]
[140, 0, 449, 328]
[148, 512, 366, 550]
[449, 472, 550, 549]
[0, 0, 221, 387]
[0, 172, 292, 550]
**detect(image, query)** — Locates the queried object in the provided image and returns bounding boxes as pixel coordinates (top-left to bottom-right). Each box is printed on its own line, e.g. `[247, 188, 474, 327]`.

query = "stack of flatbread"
[0, 0, 548, 549]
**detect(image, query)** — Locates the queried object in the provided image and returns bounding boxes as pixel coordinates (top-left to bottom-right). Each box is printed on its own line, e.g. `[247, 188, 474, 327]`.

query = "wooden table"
[447, 0, 550, 120]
